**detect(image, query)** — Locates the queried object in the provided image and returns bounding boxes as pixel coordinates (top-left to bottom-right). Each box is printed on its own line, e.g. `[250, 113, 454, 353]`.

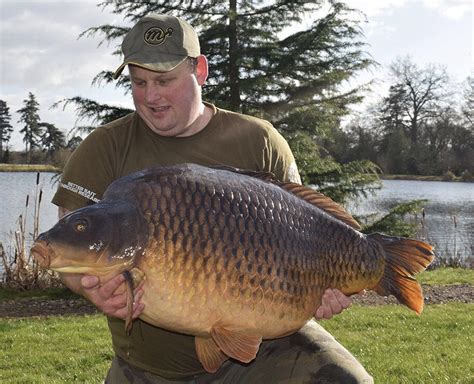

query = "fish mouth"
[31, 241, 51, 268]
[51, 262, 133, 276]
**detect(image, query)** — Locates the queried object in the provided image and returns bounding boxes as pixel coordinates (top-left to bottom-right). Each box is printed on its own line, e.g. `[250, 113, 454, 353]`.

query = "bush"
[442, 170, 456, 181]
[460, 169, 473, 182]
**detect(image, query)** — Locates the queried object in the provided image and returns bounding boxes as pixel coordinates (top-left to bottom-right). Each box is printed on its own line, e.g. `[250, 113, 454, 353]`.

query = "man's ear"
[195, 55, 209, 85]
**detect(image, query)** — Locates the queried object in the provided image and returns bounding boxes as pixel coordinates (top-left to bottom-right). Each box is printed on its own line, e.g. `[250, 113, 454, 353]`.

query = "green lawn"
[0, 304, 472, 383]
[419, 267, 474, 285]
[323, 303, 473, 384]
[0, 315, 112, 383]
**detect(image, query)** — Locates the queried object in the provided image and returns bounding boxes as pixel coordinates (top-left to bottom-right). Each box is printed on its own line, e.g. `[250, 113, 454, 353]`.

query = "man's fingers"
[314, 289, 353, 320]
[80, 275, 100, 289]
[330, 289, 351, 313]
[99, 273, 126, 298]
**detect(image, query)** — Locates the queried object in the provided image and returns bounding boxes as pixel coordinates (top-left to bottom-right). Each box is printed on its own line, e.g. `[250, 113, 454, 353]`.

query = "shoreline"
[1, 164, 471, 182]
[0, 164, 60, 173]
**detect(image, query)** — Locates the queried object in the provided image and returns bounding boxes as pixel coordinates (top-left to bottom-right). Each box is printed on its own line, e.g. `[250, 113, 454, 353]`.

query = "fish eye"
[73, 219, 89, 233]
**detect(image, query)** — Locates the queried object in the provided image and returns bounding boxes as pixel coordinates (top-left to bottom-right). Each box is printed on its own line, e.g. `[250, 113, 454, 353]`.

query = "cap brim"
[112, 57, 189, 79]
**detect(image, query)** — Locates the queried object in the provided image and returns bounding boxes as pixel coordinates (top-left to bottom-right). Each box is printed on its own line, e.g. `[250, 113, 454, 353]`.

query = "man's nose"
[145, 85, 162, 103]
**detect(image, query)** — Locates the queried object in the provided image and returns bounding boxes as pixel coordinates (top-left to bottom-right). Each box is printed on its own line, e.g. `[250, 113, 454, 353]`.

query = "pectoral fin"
[122, 267, 145, 335]
[210, 326, 262, 364]
[195, 336, 228, 373]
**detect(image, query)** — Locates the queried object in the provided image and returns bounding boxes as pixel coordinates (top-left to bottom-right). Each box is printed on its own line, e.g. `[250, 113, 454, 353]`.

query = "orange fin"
[277, 182, 361, 230]
[210, 326, 262, 364]
[369, 233, 435, 314]
[195, 336, 228, 373]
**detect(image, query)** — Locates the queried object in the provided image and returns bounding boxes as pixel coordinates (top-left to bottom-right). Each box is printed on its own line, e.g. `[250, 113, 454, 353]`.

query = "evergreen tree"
[17, 92, 42, 163]
[65, 0, 379, 202]
[0, 99, 13, 161]
[38, 122, 66, 158]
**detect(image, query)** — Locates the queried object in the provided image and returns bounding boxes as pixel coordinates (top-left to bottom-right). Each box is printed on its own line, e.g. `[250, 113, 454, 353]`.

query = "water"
[0, 172, 59, 255]
[346, 179, 474, 262]
[0, 173, 472, 265]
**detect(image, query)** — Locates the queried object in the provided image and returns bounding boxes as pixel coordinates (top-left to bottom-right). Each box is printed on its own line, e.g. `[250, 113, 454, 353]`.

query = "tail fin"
[368, 233, 435, 314]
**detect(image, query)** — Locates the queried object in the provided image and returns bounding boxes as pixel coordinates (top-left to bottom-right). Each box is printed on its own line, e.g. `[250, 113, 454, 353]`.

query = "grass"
[0, 315, 112, 383]
[419, 267, 474, 285]
[323, 304, 474, 384]
[0, 305, 472, 383]
[0, 164, 60, 172]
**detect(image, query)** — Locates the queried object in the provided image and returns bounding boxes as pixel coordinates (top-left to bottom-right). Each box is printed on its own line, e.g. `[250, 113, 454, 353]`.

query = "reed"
[0, 172, 60, 289]
[419, 211, 472, 269]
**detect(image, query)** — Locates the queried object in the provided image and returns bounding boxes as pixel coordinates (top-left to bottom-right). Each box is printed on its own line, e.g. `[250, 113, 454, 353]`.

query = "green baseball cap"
[113, 14, 200, 79]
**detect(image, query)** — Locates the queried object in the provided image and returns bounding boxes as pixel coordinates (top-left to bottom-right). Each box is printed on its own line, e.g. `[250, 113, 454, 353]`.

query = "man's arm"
[58, 207, 144, 320]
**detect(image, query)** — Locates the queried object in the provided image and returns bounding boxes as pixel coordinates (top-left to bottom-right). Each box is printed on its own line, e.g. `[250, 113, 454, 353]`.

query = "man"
[53, 14, 373, 383]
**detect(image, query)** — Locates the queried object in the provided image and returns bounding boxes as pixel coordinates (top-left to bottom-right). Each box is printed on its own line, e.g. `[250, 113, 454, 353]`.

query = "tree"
[38, 122, 66, 158]
[17, 92, 42, 163]
[461, 76, 473, 127]
[387, 56, 450, 145]
[64, 0, 378, 202]
[0, 99, 13, 161]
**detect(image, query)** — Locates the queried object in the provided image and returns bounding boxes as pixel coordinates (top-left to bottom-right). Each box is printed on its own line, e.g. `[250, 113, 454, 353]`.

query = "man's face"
[129, 57, 208, 137]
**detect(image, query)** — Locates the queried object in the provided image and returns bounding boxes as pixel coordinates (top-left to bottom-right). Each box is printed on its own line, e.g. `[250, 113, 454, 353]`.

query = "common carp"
[31, 163, 434, 372]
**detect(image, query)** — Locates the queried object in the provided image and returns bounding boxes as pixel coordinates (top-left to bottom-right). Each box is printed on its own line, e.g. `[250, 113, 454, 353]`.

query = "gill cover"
[38, 200, 146, 267]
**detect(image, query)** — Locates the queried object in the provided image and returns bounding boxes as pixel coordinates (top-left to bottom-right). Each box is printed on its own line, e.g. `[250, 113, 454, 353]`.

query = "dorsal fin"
[276, 182, 361, 230]
[210, 165, 360, 230]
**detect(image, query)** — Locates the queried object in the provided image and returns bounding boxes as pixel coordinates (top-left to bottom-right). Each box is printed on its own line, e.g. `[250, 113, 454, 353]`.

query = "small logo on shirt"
[60, 181, 100, 203]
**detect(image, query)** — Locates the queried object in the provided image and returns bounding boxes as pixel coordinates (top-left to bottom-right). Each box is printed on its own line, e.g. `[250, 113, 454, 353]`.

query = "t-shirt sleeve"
[52, 127, 117, 211]
[263, 125, 302, 184]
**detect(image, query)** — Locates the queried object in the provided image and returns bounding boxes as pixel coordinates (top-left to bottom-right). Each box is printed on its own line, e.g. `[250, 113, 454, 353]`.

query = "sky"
[0, 0, 472, 151]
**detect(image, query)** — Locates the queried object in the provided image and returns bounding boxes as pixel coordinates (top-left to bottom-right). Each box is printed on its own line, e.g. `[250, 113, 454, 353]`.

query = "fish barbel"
[31, 164, 434, 372]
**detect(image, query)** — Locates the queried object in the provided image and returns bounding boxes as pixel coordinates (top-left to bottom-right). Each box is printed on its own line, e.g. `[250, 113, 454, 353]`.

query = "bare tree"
[388, 56, 450, 145]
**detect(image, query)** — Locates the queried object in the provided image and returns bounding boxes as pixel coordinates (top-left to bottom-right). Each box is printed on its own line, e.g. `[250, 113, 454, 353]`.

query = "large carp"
[31, 163, 434, 372]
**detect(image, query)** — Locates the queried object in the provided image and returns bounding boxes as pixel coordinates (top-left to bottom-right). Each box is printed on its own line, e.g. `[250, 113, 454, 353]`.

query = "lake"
[346, 179, 473, 263]
[0, 173, 472, 267]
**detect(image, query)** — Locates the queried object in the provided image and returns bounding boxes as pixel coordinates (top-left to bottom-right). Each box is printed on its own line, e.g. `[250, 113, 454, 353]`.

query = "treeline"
[330, 59, 473, 178]
[0, 94, 82, 166]
[1, 1, 472, 188]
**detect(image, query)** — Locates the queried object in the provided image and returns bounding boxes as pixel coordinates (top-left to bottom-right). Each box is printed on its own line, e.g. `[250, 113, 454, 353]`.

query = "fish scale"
[31, 163, 434, 373]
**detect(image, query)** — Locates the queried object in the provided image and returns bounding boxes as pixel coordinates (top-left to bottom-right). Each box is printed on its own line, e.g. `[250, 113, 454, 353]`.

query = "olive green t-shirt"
[52, 103, 301, 380]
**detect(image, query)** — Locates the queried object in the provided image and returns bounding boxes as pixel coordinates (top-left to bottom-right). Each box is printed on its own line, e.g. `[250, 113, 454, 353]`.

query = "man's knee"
[272, 320, 374, 383]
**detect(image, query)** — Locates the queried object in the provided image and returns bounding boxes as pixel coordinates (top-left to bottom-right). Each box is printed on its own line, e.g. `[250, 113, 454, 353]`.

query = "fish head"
[31, 200, 146, 277]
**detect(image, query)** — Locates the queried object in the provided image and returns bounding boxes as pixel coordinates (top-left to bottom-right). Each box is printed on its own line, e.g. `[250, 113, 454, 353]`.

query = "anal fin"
[210, 326, 262, 364]
[195, 336, 228, 373]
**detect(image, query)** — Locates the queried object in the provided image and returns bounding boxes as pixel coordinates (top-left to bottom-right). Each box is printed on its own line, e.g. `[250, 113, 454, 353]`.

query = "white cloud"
[422, 0, 472, 20]
[345, 0, 409, 17]
[348, 0, 473, 20]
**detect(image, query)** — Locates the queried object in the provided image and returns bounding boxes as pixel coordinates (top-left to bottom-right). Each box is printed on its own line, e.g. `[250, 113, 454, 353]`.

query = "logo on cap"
[144, 26, 173, 46]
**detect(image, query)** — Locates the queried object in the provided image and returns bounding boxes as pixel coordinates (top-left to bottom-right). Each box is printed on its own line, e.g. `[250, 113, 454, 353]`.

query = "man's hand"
[60, 272, 145, 320]
[314, 289, 352, 320]
[80, 274, 145, 320]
